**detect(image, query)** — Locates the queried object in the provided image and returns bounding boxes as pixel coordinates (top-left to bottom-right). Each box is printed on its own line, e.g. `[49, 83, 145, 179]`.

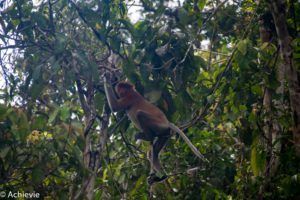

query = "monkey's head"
[115, 81, 134, 97]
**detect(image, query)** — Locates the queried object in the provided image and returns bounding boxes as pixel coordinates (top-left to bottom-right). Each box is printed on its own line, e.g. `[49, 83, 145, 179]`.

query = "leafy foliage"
[0, 0, 300, 199]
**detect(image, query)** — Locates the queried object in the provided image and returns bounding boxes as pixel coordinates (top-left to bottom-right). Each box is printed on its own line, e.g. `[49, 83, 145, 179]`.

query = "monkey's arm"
[169, 123, 209, 163]
[104, 75, 122, 112]
[104, 74, 135, 112]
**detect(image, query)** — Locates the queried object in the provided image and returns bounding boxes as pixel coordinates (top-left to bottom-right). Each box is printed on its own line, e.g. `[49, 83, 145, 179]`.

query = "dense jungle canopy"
[0, 0, 300, 199]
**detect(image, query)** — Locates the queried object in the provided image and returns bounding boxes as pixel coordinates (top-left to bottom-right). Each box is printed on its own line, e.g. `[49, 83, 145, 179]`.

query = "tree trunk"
[262, 63, 284, 179]
[73, 75, 110, 199]
[267, 0, 300, 157]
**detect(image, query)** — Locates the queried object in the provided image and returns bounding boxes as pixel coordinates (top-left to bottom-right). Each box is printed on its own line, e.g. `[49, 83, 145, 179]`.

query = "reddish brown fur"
[104, 76, 206, 184]
[116, 82, 133, 97]
[115, 81, 169, 128]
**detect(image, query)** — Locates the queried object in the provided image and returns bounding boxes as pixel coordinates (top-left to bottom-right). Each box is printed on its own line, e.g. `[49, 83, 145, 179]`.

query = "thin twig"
[173, 0, 228, 71]
[182, 2, 259, 130]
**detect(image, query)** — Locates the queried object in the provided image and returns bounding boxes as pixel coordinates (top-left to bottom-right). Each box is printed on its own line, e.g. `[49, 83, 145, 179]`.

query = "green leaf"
[120, 3, 127, 18]
[59, 105, 71, 122]
[130, 174, 147, 198]
[110, 34, 121, 52]
[19, 112, 30, 141]
[239, 105, 247, 112]
[251, 84, 262, 96]
[0, 146, 10, 159]
[198, 0, 206, 11]
[177, 8, 189, 24]
[55, 33, 66, 54]
[118, 173, 126, 184]
[32, 164, 45, 184]
[251, 146, 258, 176]
[72, 145, 82, 163]
[0, 104, 7, 119]
[30, 83, 44, 99]
[94, 190, 103, 200]
[294, 53, 300, 59]
[95, 92, 105, 111]
[251, 140, 265, 176]
[58, 191, 68, 200]
[248, 111, 257, 122]
[119, 19, 135, 36]
[109, 150, 118, 159]
[237, 40, 247, 55]
[48, 107, 60, 124]
[31, 12, 48, 28]
[122, 58, 135, 76]
[32, 65, 42, 81]
[64, 70, 76, 91]
[31, 115, 47, 130]
[207, 94, 214, 103]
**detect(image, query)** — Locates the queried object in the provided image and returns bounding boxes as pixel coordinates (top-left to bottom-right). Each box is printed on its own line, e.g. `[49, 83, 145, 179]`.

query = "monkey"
[103, 73, 208, 184]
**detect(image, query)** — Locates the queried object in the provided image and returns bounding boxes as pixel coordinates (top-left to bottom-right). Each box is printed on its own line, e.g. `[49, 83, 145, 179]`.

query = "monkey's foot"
[147, 173, 167, 185]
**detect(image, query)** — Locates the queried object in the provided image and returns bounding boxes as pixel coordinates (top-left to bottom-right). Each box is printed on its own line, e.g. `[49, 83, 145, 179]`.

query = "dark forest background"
[0, 0, 299, 199]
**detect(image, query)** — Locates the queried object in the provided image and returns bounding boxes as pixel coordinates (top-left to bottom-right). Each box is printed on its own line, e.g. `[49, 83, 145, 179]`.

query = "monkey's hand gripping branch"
[103, 72, 119, 112]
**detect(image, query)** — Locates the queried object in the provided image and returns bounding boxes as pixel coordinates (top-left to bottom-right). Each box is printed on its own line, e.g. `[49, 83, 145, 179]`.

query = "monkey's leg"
[152, 136, 169, 174]
[136, 110, 169, 184]
[134, 132, 153, 142]
[135, 110, 158, 142]
[147, 144, 154, 174]
[147, 136, 169, 184]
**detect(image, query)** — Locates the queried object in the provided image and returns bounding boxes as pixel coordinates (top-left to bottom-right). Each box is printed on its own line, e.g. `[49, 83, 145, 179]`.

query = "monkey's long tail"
[169, 123, 209, 163]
